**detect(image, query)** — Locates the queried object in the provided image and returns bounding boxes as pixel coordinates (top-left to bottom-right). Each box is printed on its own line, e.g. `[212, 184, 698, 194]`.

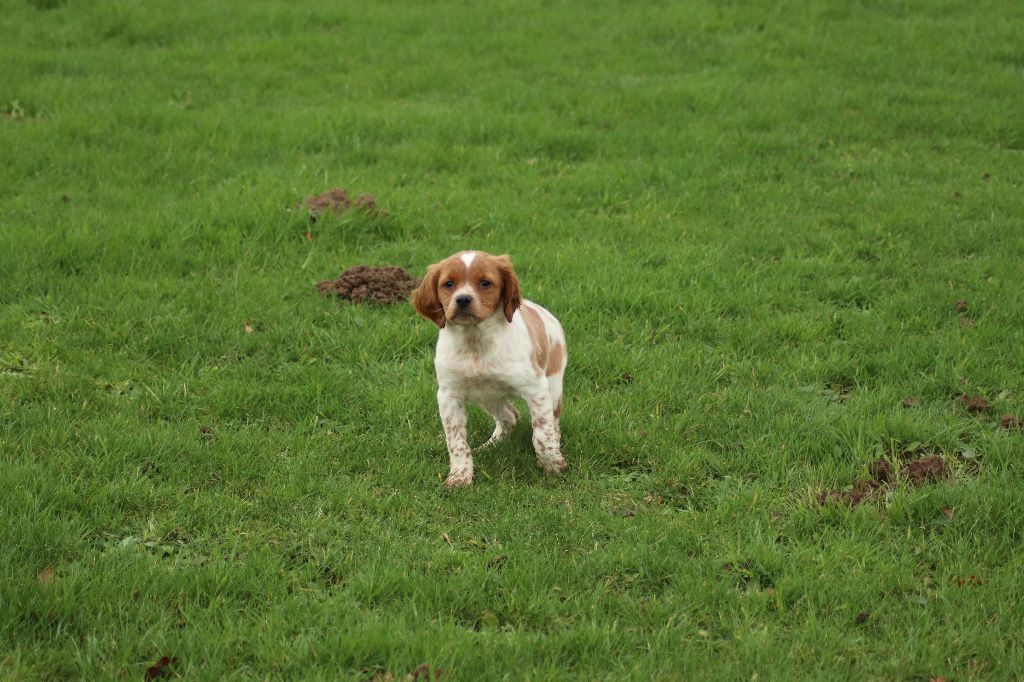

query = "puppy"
[412, 251, 567, 487]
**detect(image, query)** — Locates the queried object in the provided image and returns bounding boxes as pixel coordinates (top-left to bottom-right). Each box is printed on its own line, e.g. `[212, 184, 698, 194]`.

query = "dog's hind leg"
[479, 398, 519, 448]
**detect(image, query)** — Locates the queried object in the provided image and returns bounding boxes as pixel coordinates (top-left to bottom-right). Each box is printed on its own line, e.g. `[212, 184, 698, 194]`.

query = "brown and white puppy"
[412, 251, 567, 487]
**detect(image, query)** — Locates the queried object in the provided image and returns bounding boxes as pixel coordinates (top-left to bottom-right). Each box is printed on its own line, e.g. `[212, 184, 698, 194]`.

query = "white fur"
[433, 300, 567, 487]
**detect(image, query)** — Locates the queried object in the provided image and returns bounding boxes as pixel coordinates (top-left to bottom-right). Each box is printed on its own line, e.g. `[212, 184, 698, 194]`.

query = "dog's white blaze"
[460, 252, 477, 268]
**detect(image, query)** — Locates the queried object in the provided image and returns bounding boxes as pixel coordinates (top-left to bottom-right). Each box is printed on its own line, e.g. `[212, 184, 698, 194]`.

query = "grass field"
[3, 0, 1024, 679]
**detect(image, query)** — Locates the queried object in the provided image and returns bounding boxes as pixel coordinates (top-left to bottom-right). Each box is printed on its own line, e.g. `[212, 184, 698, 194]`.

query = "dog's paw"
[445, 470, 474, 488]
[479, 432, 508, 450]
[537, 456, 568, 475]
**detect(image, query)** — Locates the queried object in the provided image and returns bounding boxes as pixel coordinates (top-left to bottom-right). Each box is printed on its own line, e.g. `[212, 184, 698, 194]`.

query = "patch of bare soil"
[901, 454, 945, 486]
[870, 458, 892, 483]
[817, 451, 949, 507]
[815, 476, 885, 507]
[304, 188, 385, 222]
[353, 193, 380, 213]
[1000, 415, 1023, 430]
[144, 656, 178, 681]
[316, 265, 418, 304]
[958, 394, 990, 414]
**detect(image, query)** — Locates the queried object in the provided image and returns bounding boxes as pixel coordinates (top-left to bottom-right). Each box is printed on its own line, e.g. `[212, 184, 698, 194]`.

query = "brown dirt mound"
[306, 188, 350, 215]
[869, 458, 892, 483]
[901, 454, 945, 486]
[958, 394, 990, 414]
[316, 265, 418, 304]
[304, 188, 384, 223]
[353, 193, 379, 213]
[816, 458, 890, 506]
[1000, 415, 1023, 430]
[815, 483, 880, 507]
[817, 453, 948, 507]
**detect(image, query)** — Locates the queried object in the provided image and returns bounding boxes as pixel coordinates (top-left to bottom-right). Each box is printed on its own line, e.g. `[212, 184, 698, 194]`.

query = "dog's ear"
[412, 263, 446, 328]
[494, 254, 521, 323]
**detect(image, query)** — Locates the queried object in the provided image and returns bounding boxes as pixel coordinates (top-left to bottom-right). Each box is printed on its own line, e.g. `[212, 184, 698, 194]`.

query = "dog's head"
[412, 251, 521, 328]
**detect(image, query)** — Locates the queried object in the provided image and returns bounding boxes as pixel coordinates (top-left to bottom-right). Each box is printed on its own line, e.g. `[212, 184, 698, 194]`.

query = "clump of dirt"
[954, 575, 984, 587]
[869, 458, 892, 483]
[954, 299, 968, 313]
[902, 396, 921, 408]
[817, 452, 949, 507]
[353, 193, 379, 213]
[306, 188, 350, 218]
[304, 188, 385, 223]
[144, 656, 178, 682]
[316, 265, 418, 304]
[959, 394, 990, 414]
[815, 485, 878, 507]
[1000, 415, 1023, 430]
[901, 454, 945, 486]
[37, 566, 56, 584]
[815, 466, 887, 507]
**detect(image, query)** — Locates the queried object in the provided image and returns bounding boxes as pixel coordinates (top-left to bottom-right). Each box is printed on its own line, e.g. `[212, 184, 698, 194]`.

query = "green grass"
[3, 0, 1024, 678]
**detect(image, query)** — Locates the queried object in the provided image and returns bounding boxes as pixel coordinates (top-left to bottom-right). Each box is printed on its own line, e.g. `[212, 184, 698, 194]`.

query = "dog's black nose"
[455, 295, 473, 309]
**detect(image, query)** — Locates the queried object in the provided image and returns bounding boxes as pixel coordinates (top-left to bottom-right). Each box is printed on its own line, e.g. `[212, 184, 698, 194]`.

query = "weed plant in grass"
[2, 0, 1024, 679]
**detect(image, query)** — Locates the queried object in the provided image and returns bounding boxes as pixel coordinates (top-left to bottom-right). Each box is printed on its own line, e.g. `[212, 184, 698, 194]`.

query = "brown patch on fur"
[554, 398, 562, 419]
[547, 342, 564, 377]
[520, 304, 550, 375]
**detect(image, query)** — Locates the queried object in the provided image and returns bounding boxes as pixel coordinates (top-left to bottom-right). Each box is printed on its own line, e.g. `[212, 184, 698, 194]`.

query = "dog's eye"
[443, 280, 455, 289]
[479, 279, 492, 288]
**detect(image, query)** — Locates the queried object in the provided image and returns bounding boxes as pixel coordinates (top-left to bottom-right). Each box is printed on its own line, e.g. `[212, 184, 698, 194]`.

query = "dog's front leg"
[527, 390, 567, 475]
[438, 389, 473, 488]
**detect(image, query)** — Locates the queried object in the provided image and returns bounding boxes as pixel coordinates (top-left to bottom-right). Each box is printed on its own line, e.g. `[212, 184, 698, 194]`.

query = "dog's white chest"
[438, 349, 516, 398]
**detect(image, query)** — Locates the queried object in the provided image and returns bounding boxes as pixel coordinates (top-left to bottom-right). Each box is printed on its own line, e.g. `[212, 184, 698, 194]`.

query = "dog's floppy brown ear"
[495, 254, 521, 323]
[412, 263, 446, 328]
